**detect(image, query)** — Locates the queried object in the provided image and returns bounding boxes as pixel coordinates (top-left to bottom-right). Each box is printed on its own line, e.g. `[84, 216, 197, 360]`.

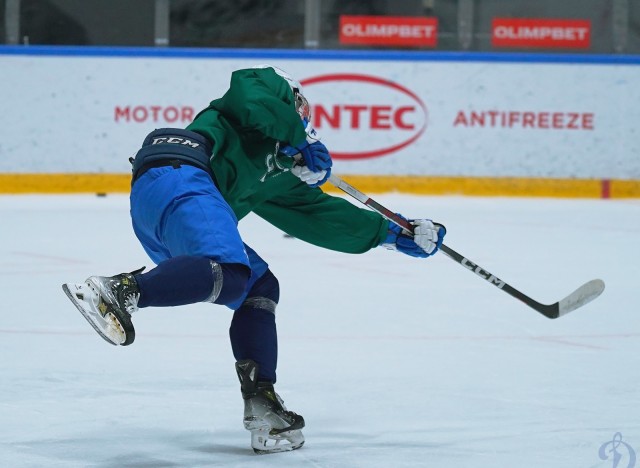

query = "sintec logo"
[300, 74, 427, 160]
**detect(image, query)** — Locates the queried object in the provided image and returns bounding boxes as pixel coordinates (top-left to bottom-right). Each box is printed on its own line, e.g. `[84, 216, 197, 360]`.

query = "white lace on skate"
[124, 293, 140, 314]
[61, 280, 128, 345]
[93, 276, 140, 315]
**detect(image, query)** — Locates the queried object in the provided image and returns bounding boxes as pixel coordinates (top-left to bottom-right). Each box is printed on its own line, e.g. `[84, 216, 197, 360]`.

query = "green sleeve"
[211, 68, 307, 146]
[253, 183, 389, 254]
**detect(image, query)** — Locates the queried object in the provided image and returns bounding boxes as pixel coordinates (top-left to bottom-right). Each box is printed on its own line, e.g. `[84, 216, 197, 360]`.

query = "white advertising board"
[1, 50, 638, 179]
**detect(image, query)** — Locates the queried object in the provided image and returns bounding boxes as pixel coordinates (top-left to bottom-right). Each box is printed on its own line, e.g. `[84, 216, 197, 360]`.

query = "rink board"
[1, 46, 639, 197]
[1, 173, 639, 198]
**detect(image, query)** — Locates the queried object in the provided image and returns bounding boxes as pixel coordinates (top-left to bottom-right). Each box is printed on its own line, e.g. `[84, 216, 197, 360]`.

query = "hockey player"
[62, 65, 446, 454]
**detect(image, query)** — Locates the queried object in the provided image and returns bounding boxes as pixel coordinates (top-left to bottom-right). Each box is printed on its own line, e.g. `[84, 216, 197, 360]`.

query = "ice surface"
[0, 193, 638, 468]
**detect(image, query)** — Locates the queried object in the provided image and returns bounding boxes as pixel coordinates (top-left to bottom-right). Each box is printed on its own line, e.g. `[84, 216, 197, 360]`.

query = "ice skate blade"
[61, 282, 129, 346]
[250, 428, 305, 454]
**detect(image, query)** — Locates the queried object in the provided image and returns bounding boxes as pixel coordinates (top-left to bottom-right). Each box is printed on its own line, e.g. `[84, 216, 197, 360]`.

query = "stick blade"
[556, 279, 605, 317]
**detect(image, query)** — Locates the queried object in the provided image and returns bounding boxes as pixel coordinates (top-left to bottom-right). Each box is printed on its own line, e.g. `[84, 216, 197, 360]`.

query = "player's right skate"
[61, 268, 143, 346]
[235, 359, 305, 454]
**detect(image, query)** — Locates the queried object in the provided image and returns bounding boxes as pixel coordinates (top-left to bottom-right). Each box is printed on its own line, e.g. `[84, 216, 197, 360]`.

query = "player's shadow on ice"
[21, 429, 256, 467]
[190, 441, 254, 456]
[96, 457, 182, 468]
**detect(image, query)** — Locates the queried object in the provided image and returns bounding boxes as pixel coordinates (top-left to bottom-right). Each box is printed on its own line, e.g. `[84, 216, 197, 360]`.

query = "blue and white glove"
[382, 216, 446, 258]
[281, 120, 332, 187]
[290, 164, 329, 187]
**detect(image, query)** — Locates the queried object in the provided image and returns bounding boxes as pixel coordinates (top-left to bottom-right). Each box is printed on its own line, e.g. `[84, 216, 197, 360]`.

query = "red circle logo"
[300, 74, 428, 160]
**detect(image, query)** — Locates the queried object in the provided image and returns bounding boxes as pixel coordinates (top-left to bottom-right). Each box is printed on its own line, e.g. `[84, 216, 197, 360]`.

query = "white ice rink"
[0, 193, 638, 468]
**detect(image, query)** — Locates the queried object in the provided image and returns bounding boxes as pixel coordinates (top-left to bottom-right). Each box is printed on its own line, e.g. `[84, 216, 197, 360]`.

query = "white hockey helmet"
[252, 64, 311, 121]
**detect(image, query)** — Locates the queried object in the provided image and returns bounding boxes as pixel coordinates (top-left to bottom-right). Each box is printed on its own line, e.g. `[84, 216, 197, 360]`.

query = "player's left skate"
[62, 268, 143, 346]
[235, 359, 305, 454]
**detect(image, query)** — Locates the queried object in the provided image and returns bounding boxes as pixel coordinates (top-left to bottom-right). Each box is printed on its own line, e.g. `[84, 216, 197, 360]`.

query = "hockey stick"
[327, 173, 605, 319]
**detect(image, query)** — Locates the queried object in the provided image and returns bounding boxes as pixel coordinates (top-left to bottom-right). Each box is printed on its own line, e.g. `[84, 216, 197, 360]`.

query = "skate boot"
[235, 359, 305, 454]
[62, 267, 144, 346]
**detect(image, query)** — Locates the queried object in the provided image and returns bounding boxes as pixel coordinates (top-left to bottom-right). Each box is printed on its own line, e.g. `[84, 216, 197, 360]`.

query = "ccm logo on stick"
[461, 258, 506, 288]
[300, 74, 427, 160]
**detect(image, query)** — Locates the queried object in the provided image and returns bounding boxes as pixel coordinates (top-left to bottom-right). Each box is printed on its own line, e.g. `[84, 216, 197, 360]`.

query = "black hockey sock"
[229, 270, 279, 382]
[135, 256, 249, 307]
[230, 306, 278, 382]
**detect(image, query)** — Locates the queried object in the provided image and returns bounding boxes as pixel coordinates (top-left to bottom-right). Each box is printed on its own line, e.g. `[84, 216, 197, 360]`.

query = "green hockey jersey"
[187, 67, 388, 254]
